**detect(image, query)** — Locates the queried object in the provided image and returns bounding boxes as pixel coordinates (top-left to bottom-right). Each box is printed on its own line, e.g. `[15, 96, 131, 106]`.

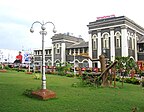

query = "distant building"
[34, 33, 89, 68]
[34, 16, 144, 68]
[0, 49, 18, 63]
[0, 49, 33, 64]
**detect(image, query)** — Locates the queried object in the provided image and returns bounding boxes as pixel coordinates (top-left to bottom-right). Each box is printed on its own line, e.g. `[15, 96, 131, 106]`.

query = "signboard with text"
[96, 14, 115, 20]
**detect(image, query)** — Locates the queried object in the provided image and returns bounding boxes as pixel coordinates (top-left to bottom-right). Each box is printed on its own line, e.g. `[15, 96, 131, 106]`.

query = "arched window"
[55, 59, 60, 66]
[92, 34, 97, 50]
[75, 61, 79, 67]
[115, 32, 121, 48]
[83, 60, 89, 67]
[55, 43, 60, 54]
[102, 33, 109, 49]
[47, 59, 52, 66]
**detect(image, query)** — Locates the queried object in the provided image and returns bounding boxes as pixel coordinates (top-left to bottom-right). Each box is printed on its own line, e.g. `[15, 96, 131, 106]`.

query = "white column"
[51, 45, 54, 66]
[61, 43, 66, 63]
[69, 49, 72, 55]
[97, 30, 101, 68]
[74, 49, 76, 54]
[78, 49, 80, 55]
[88, 33, 92, 67]
[134, 32, 138, 61]
[110, 28, 115, 62]
[121, 26, 128, 57]
[82, 48, 85, 53]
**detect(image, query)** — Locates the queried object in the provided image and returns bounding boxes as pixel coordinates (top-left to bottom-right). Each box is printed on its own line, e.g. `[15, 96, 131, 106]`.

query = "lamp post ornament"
[30, 21, 56, 100]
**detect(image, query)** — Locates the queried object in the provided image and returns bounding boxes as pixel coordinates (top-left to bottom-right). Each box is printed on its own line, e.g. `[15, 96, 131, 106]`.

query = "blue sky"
[0, 0, 144, 51]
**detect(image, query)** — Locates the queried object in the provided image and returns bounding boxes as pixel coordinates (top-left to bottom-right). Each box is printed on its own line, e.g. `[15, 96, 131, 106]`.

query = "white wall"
[0, 49, 19, 63]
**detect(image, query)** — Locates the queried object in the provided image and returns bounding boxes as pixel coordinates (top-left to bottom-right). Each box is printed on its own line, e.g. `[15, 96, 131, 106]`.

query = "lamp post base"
[32, 89, 56, 100]
[25, 72, 33, 74]
[0, 69, 7, 72]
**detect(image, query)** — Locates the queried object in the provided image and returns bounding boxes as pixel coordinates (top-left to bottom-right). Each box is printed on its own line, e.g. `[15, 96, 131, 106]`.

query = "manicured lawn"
[0, 71, 144, 112]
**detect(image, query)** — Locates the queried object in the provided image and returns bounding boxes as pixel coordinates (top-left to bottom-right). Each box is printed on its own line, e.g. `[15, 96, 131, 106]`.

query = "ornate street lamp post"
[73, 53, 76, 75]
[30, 21, 56, 100]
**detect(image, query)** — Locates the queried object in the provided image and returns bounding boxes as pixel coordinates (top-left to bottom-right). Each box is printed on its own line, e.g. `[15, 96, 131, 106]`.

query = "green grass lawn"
[0, 71, 144, 112]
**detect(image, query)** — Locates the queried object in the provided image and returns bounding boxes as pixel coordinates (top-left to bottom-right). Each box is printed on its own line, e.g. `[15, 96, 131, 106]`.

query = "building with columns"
[34, 33, 89, 68]
[87, 16, 144, 68]
[34, 16, 144, 68]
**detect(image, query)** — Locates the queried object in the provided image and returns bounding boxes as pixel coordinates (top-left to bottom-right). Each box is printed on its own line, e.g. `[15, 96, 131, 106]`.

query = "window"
[49, 50, 51, 54]
[47, 60, 52, 66]
[132, 38, 135, 50]
[34, 51, 37, 55]
[55, 60, 60, 66]
[92, 34, 97, 50]
[103, 33, 109, 49]
[39, 50, 42, 55]
[115, 32, 121, 48]
[55, 43, 60, 54]
[128, 37, 132, 49]
[80, 48, 83, 54]
[75, 49, 78, 54]
[83, 61, 89, 67]
[45, 50, 48, 55]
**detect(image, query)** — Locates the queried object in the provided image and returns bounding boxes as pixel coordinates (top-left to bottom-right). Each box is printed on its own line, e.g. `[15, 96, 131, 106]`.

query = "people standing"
[15, 51, 23, 71]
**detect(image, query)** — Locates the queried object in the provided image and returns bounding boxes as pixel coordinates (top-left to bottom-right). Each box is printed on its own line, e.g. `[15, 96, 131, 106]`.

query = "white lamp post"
[74, 53, 76, 75]
[30, 21, 56, 99]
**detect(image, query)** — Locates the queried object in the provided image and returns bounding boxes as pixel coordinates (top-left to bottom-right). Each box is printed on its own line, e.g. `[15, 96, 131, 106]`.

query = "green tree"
[115, 56, 138, 74]
[56, 62, 72, 76]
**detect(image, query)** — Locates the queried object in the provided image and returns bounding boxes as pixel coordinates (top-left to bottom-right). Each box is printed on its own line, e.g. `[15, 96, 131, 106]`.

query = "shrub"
[131, 78, 140, 85]
[23, 88, 34, 98]
[81, 72, 101, 87]
[18, 69, 26, 72]
[11, 68, 17, 71]
[57, 71, 66, 76]
[141, 78, 144, 87]
[124, 78, 132, 83]
[35, 70, 41, 73]
[124, 77, 140, 85]
[115, 76, 120, 81]
[4, 65, 10, 70]
[66, 73, 74, 77]
[33, 73, 41, 80]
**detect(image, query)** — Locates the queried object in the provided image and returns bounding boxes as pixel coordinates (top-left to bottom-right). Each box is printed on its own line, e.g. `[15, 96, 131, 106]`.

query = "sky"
[0, 0, 144, 51]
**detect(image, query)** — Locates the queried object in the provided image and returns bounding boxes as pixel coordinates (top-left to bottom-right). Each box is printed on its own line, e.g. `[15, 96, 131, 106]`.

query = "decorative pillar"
[82, 48, 85, 53]
[78, 49, 80, 55]
[97, 30, 101, 68]
[51, 44, 54, 66]
[74, 49, 76, 54]
[110, 28, 115, 62]
[69, 49, 72, 55]
[121, 26, 128, 57]
[88, 33, 92, 67]
[134, 32, 138, 61]
[61, 43, 66, 63]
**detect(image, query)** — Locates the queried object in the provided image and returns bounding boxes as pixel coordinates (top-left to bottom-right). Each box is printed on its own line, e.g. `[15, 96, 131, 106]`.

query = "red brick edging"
[25, 72, 33, 74]
[0, 69, 7, 72]
[32, 89, 56, 100]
